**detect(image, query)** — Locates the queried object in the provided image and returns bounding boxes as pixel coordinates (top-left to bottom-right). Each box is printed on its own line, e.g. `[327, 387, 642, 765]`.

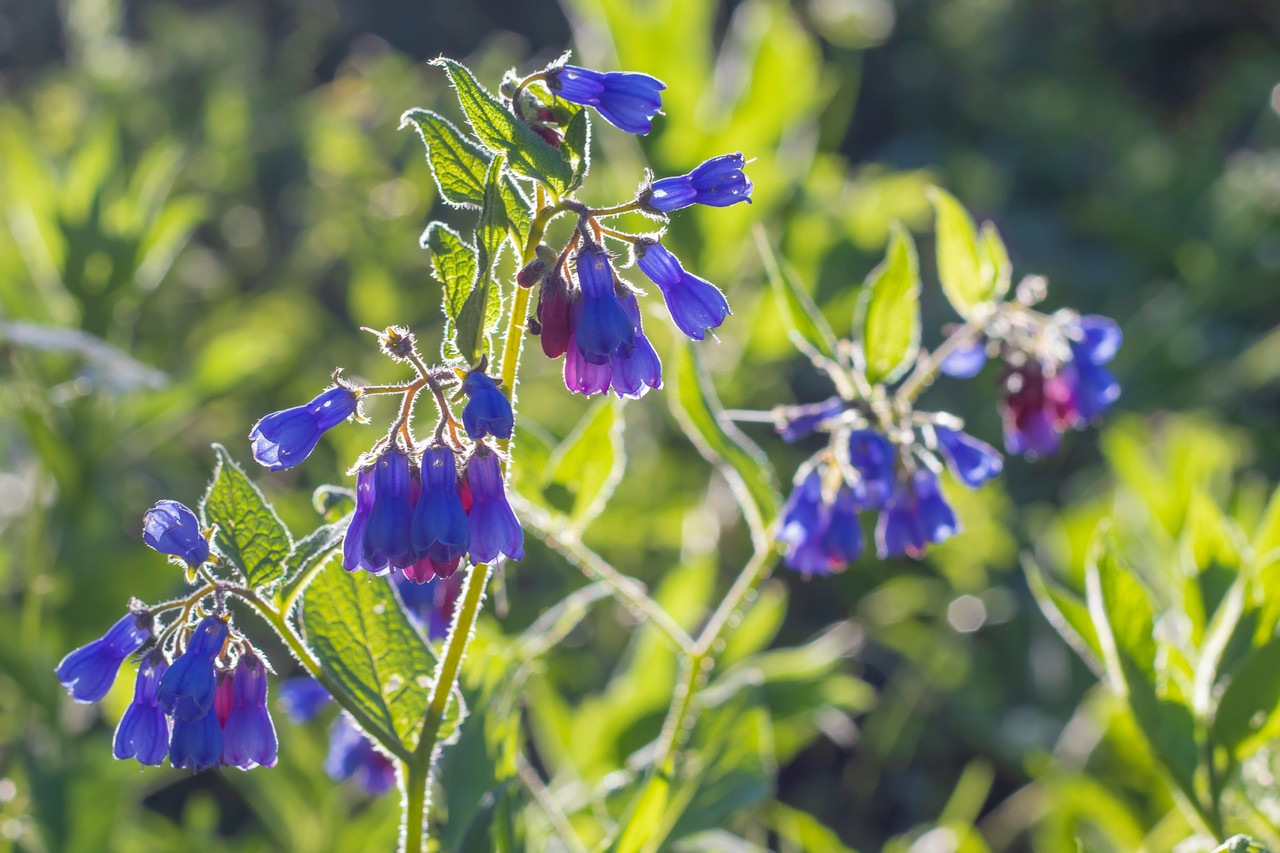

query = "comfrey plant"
[53, 53, 756, 851]
[759, 190, 1119, 574]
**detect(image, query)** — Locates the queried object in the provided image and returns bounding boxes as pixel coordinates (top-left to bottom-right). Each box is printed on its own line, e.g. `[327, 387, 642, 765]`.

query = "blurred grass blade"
[754, 226, 840, 364]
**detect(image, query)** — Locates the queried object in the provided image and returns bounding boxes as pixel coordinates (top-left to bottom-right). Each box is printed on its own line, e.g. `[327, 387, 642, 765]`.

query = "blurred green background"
[2, 0, 1279, 850]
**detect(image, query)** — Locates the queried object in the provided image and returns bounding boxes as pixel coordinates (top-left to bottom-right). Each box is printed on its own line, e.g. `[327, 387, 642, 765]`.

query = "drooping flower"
[466, 450, 524, 564]
[774, 397, 847, 443]
[546, 65, 665, 135]
[645, 154, 753, 212]
[326, 714, 397, 796]
[848, 430, 896, 509]
[157, 616, 228, 721]
[142, 500, 209, 567]
[634, 240, 730, 341]
[249, 386, 358, 471]
[1063, 315, 1121, 422]
[778, 471, 831, 574]
[1000, 363, 1073, 458]
[819, 485, 863, 569]
[461, 371, 513, 440]
[392, 572, 464, 641]
[113, 650, 170, 766]
[564, 333, 614, 396]
[55, 610, 154, 703]
[934, 426, 1003, 488]
[343, 448, 418, 575]
[410, 446, 470, 567]
[278, 676, 332, 724]
[169, 708, 223, 772]
[876, 469, 959, 559]
[573, 247, 634, 365]
[221, 653, 278, 770]
[609, 292, 662, 399]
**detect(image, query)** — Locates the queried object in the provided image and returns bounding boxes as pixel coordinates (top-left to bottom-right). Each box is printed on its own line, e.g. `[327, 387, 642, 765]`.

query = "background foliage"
[2, 0, 1279, 850]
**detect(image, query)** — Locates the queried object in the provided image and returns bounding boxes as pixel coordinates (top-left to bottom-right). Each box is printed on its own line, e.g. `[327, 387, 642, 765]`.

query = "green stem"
[402, 759, 428, 853]
[893, 313, 990, 406]
[693, 549, 775, 656]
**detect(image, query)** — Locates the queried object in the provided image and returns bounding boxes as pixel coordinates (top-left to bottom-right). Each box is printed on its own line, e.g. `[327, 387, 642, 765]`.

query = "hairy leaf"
[302, 562, 435, 752]
[431, 58, 573, 194]
[400, 109, 490, 208]
[422, 222, 478, 321]
[562, 108, 591, 192]
[278, 516, 350, 606]
[455, 154, 507, 366]
[860, 223, 920, 385]
[201, 445, 292, 591]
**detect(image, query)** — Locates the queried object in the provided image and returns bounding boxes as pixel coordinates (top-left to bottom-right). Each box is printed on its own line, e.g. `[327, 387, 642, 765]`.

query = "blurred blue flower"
[935, 426, 1003, 488]
[775, 397, 846, 443]
[848, 430, 896, 509]
[939, 341, 988, 378]
[326, 714, 397, 796]
[876, 470, 959, 559]
[278, 676, 332, 724]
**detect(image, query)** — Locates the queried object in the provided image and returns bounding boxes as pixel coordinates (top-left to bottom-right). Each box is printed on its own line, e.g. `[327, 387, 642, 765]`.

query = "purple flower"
[820, 485, 863, 569]
[466, 450, 524, 564]
[1001, 364, 1073, 458]
[609, 292, 662, 399]
[646, 154, 753, 212]
[278, 676, 332, 723]
[461, 372, 513, 440]
[343, 449, 418, 575]
[157, 616, 228, 721]
[634, 241, 730, 341]
[222, 653, 278, 770]
[564, 334, 614, 396]
[55, 611, 153, 703]
[169, 709, 223, 771]
[411, 446, 470, 565]
[934, 426, 1003, 488]
[326, 714, 397, 796]
[848, 430, 896, 510]
[142, 500, 209, 567]
[876, 470, 959, 559]
[1064, 315, 1121, 421]
[113, 650, 170, 766]
[775, 397, 847, 443]
[574, 247, 634, 364]
[939, 341, 988, 378]
[778, 471, 830, 574]
[249, 386, 358, 471]
[547, 65, 665, 135]
[392, 572, 464, 641]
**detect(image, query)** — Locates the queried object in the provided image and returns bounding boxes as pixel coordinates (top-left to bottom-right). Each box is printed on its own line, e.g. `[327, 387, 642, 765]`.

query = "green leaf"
[400, 109, 490, 208]
[1024, 555, 1104, 674]
[401, 109, 532, 245]
[928, 187, 993, 317]
[670, 344, 782, 533]
[977, 221, 1012, 301]
[201, 445, 292, 592]
[422, 222, 477, 321]
[541, 398, 625, 529]
[754, 227, 839, 363]
[1212, 635, 1280, 762]
[278, 517, 350, 606]
[860, 223, 920, 385]
[1253, 482, 1280, 568]
[301, 562, 436, 752]
[615, 774, 670, 853]
[562, 108, 591, 191]
[431, 58, 573, 195]
[455, 154, 507, 366]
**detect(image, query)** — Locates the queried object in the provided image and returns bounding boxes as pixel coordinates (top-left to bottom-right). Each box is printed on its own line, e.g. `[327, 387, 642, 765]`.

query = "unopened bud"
[517, 245, 557, 289]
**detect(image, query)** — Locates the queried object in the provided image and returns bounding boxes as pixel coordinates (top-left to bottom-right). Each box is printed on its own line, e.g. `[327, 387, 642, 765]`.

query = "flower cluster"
[773, 293, 1120, 571]
[56, 501, 277, 771]
[503, 61, 750, 398]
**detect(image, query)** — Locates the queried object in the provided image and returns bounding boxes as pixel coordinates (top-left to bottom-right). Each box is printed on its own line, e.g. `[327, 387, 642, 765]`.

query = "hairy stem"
[402, 759, 428, 853]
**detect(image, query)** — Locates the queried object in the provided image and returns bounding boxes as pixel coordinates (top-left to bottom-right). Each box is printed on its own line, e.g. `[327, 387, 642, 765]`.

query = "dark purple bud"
[157, 616, 228, 721]
[547, 65, 665, 135]
[466, 450, 524, 564]
[55, 611, 153, 703]
[646, 153, 753, 213]
[1001, 365, 1072, 458]
[113, 650, 170, 766]
[461, 371, 514, 440]
[935, 426, 1003, 488]
[634, 241, 730, 341]
[249, 387, 358, 471]
[222, 653, 278, 770]
[142, 500, 209, 567]
[537, 277, 574, 359]
[411, 446, 471, 565]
